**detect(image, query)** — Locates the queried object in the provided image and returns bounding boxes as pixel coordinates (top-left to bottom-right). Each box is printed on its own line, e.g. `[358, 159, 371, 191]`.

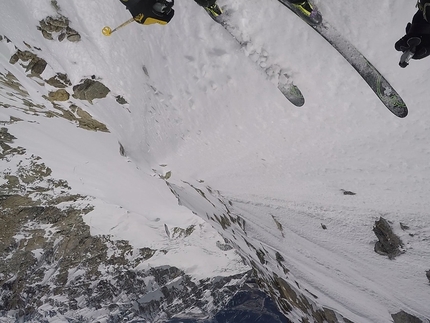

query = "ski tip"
[278, 84, 305, 107]
[387, 104, 408, 118]
[382, 96, 408, 118]
[397, 108, 408, 118]
[293, 98, 305, 107]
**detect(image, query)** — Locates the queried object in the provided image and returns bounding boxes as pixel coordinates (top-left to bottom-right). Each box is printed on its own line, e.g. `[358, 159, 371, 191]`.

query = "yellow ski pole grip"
[102, 17, 135, 36]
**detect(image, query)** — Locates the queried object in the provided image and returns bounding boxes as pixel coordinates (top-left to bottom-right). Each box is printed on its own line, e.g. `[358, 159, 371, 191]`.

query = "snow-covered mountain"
[1, 0, 429, 322]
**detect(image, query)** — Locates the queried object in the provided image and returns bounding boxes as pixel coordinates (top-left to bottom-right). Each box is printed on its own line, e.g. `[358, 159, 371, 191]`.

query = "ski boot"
[290, 0, 322, 25]
[153, 0, 174, 15]
[204, 3, 223, 20]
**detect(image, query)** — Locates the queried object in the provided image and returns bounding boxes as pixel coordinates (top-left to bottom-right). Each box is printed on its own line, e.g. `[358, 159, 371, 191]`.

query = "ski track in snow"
[1, 0, 430, 322]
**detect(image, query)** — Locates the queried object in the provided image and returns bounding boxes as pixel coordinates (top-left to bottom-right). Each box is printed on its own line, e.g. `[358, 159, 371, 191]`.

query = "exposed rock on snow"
[47, 88, 69, 101]
[340, 189, 356, 196]
[392, 310, 424, 323]
[115, 95, 128, 105]
[45, 73, 72, 89]
[373, 217, 404, 259]
[38, 15, 81, 43]
[72, 78, 110, 103]
[166, 181, 357, 323]
[0, 128, 249, 322]
[9, 50, 47, 76]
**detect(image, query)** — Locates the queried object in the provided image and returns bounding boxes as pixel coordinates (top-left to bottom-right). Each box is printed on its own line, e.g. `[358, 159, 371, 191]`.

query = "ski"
[277, 0, 408, 118]
[207, 6, 305, 107]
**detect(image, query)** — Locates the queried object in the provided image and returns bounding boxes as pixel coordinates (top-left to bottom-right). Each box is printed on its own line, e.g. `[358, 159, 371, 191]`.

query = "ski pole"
[399, 37, 421, 68]
[102, 17, 135, 36]
[399, 49, 415, 68]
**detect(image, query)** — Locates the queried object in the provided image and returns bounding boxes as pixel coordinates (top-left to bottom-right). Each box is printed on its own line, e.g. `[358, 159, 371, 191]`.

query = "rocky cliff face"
[0, 37, 284, 320]
[0, 125, 256, 322]
[0, 34, 253, 320]
[164, 181, 427, 323]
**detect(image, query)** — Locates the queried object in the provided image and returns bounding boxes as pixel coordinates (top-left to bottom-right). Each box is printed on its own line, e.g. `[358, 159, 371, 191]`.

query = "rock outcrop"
[72, 78, 110, 103]
[0, 127, 249, 322]
[373, 217, 404, 259]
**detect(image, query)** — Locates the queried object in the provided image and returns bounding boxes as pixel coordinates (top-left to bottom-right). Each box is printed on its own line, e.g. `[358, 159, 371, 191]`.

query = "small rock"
[67, 33, 81, 42]
[400, 222, 410, 230]
[373, 217, 403, 259]
[48, 89, 70, 102]
[426, 270, 430, 284]
[30, 58, 47, 75]
[0, 127, 17, 143]
[40, 19, 57, 33]
[75, 107, 109, 132]
[66, 26, 77, 35]
[46, 16, 69, 28]
[321, 223, 327, 230]
[115, 95, 128, 105]
[341, 189, 356, 195]
[46, 73, 71, 88]
[41, 30, 54, 40]
[119, 142, 126, 156]
[216, 240, 233, 251]
[58, 32, 66, 42]
[72, 79, 110, 103]
[392, 310, 423, 323]
[17, 50, 35, 61]
[9, 53, 19, 64]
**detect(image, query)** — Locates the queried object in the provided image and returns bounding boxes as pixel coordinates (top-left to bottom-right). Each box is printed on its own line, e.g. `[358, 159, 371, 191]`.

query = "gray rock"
[45, 73, 71, 88]
[0, 128, 17, 143]
[341, 189, 356, 195]
[38, 16, 81, 43]
[66, 26, 82, 42]
[392, 310, 423, 323]
[67, 33, 81, 42]
[9, 53, 19, 65]
[58, 32, 66, 42]
[48, 89, 70, 102]
[65, 26, 77, 35]
[39, 19, 58, 33]
[216, 240, 233, 251]
[17, 50, 35, 61]
[41, 29, 53, 40]
[115, 95, 128, 105]
[373, 217, 403, 259]
[72, 79, 110, 103]
[29, 58, 47, 75]
[46, 16, 69, 28]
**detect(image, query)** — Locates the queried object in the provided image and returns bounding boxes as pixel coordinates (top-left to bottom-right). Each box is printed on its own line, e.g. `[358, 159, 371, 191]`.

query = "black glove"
[395, 12, 430, 60]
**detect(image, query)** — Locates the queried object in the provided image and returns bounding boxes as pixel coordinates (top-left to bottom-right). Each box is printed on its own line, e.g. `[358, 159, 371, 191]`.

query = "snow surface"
[1, 0, 430, 322]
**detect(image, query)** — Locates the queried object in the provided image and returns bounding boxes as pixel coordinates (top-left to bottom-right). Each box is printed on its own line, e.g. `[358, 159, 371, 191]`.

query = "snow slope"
[1, 0, 430, 322]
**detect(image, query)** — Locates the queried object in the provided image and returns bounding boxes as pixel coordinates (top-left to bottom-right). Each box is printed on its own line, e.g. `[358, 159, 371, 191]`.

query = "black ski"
[277, 0, 408, 118]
